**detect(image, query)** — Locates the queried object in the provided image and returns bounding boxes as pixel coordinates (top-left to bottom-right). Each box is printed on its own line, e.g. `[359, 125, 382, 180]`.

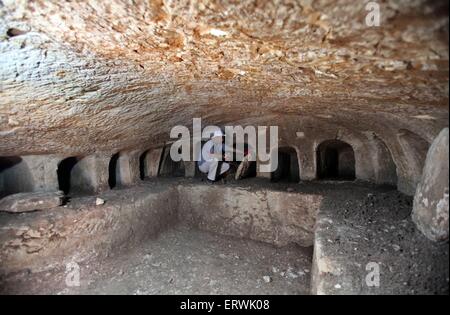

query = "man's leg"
[207, 160, 219, 181]
[198, 162, 210, 175]
[207, 160, 230, 181]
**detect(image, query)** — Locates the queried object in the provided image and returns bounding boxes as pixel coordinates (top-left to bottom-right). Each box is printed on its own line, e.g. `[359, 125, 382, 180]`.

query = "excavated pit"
[0, 178, 447, 295]
[1, 226, 313, 295]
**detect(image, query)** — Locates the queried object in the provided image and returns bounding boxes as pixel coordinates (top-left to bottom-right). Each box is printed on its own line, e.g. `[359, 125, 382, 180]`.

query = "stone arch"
[158, 145, 186, 177]
[57, 156, 106, 195]
[316, 140, 356, 180]
[366, 132, 398, 186]
[57, 157, 79, 194]
[337, 132, 376, 181]
[109, 150, 141, 187]
[0, 156, 33, 197]
[396, 129, 430, 195]
[139, 150, 150, 180]
[307, 123, 378, 182]
[271, 146, 300, 183]
[108, 153, 119, 189]
[136, 148, 164, 180]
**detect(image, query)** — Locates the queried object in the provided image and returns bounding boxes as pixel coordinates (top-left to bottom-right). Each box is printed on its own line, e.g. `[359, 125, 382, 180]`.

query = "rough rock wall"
[412, 128, 449, 242]
[179, 183, 322, 247]
[0, 0, 449, 194]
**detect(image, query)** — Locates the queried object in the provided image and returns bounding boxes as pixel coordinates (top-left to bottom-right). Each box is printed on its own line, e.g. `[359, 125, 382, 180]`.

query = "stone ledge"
[0, 184, 178, 274]
[0, 191, 64, 213]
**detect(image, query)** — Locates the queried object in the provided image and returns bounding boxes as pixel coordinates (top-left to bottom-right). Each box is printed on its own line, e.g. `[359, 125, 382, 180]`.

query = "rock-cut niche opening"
[108, 153, 120, 189]
[271, 147, 300, 183]
[158, 146, 185, 177]
[57, 157, 79, 195]
[0, 156, 29, 198]
[317, 140, 356, 180]
[58, 156, 98, 195]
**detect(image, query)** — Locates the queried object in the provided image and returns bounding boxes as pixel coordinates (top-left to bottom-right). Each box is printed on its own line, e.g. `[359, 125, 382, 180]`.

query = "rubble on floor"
[0, 226, 313, 295]
[312, 185, 449, 295]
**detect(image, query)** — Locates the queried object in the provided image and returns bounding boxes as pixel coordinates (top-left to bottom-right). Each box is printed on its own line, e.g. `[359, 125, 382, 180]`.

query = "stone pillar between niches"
[143, 148, 163, 178]
[184, 161, 196, 178]
[412, 128, 449, 242]
[365, 132, 398, 186]
[116, 150, 141, 186]
[396, 130, 430, 196]
[71, 154, 110, 194]
[298, 141, 316, 181]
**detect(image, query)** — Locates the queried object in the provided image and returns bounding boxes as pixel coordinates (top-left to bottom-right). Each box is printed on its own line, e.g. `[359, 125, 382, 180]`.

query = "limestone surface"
[412, 128, 449, 242]
[0, 0, 448, 196]
[0, 191, 63, 213]
[0, 0, 448, 157]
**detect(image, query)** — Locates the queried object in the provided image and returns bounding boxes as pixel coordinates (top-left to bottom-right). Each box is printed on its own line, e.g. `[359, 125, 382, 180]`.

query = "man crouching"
[197, 130, 231, 182]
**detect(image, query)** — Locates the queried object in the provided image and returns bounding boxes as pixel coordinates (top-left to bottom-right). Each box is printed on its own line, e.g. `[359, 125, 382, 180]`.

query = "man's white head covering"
[212, 129, 224, 139]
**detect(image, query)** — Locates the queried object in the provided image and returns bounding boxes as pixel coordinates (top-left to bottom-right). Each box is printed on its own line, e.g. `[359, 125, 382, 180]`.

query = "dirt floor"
[0, 225, 312, 295]
[313, 182, 450, 295]
[0, 178, 448, 295]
